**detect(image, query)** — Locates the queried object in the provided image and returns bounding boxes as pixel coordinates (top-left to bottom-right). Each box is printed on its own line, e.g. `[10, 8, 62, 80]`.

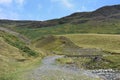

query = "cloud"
[0, 7, 19, 20]
[51, 0, 74, 9]
[0, 0, 25, 6]
[61, 0, 74, 8]
[0, 0, 25, 20]
[0, 0, 13, 6]
[15, 0, 25, 6]
[77, 6, 87, 12]
[0, 0, 12, 5]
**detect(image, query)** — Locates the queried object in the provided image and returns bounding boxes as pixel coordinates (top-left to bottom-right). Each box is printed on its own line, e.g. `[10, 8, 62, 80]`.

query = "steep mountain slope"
[0, 4, 120, 28]
[0, 4, 120, 41]
[57, 4, 120, 25]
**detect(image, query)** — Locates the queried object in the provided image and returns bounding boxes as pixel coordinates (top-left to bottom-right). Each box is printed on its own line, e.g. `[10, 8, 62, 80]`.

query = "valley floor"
[1, 26, 120, 80]
[24, 55, 102, 80]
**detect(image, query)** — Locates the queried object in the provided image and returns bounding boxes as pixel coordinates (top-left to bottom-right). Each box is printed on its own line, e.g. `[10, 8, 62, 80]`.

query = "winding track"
[25, 55, 101, 80]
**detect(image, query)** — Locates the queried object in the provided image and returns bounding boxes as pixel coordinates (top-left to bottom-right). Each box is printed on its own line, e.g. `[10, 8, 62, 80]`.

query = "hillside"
[0, 4, 120, 80]
[1, 4, 117, 40]
[0, 30, 44, 80]
[63, 34, 120, 53]
[0, 4, 120, 29]
[24, 34, 119, 71]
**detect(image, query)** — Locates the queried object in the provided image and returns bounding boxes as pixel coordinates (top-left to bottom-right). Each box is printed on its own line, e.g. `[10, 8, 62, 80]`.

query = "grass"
[33, 35, 81, 55]
[56, 58, 74, 64]
[54, 34, 120, 70]
[0, 31, 38, 57]
[1, 20, 120, 77]
[56, 55, 120, 70]
[1, 18, 120, 79]
[0, 31, 43, 80]
[62, 34, 120, 53]
[31, 34, 120, 69]
[29, 33, 120, 70]
[0, 36, 22, 80]
[103, 55, 120, 69]
[0, 57, 43, 80]
[14, 20, 120, 40]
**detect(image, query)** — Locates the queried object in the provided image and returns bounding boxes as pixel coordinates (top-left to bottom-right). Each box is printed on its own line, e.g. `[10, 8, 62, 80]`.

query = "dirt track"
[25, 55, 101, 80]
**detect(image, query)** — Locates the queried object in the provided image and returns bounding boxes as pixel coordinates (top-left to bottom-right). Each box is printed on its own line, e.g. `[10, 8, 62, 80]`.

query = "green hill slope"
[0, 4, 120, 28]
[0, 31, 42, 80]
[33, 35, 80, 55]
[0, 4, 120, 76]
[63, 34, 120, 53]
[33, 35, 120, 70]
[56, 34, 120, 70]
[0, 4, 120, 39]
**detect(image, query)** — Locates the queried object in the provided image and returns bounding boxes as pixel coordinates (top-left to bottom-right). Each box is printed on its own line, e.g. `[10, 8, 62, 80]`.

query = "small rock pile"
[91, 69, 120, 80]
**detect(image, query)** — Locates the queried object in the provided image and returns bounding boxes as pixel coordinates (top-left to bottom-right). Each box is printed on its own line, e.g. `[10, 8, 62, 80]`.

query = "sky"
[0, 0, 120, 21]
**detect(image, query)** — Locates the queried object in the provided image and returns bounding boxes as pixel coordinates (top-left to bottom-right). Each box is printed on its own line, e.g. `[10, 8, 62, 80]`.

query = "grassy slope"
[14, 25, 120, 70]
[56, 34, 120, 70]
[17, 23, 120, 53]
[15, 19, 120, 40]
[63, 34, 120, 53]
[1, 18, 120, 70]
[32, 35, 120, 69]
[33, 35, 81, 55]
[0, 31, 43, 80]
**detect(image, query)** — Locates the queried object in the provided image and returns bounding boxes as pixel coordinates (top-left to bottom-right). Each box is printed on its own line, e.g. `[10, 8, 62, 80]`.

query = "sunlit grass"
[0, 31, 43, 80]
[62, 34, 120, 53]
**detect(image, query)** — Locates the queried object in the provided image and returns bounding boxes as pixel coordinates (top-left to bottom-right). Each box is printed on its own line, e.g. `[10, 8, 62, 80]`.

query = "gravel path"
[25, 55, 101, 80]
